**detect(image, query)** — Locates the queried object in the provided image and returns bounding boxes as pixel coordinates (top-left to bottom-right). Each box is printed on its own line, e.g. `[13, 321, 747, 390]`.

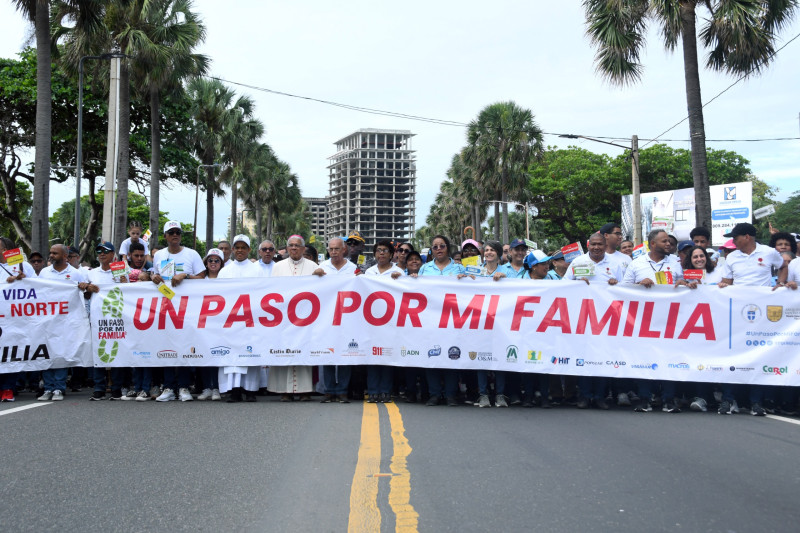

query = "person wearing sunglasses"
[394, 243, 415, 271]
[28, 251, 46, 275]
[256, 239, 276, 276]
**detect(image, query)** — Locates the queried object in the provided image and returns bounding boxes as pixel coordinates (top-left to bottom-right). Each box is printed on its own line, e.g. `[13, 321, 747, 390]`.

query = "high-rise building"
[326, 129, 416, 246]
[303, 197, 327, 243]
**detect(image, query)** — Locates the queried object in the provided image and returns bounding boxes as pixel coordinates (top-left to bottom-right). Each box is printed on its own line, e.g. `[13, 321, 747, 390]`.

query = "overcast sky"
[2, 1, 799, 241]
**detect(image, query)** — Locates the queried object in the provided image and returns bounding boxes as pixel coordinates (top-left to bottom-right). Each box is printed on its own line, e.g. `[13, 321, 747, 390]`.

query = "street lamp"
[559, 133, 642, 244]
[75, 53, 127, 251]
[194, 163, 222, 248]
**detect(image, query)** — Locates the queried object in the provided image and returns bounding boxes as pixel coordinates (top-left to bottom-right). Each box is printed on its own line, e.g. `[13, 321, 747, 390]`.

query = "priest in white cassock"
[217, 235, 263, 402]
[268, 234, 318, 401]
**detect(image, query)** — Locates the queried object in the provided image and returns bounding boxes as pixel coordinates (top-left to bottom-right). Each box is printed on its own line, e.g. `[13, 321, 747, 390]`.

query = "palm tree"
[237, 142, 275, 244]
[583, 0, 798, 229]
[463, 101, 544, 244]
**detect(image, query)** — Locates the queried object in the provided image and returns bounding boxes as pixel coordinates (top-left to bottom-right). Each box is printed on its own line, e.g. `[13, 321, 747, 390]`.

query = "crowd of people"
[2, 219, 798, 417]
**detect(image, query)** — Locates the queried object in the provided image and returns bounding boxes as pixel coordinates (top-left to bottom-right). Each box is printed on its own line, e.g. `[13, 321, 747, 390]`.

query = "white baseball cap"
[233, 234, 251, 247]
[204, 248, 224, 261]
[163, 220, 182, 233]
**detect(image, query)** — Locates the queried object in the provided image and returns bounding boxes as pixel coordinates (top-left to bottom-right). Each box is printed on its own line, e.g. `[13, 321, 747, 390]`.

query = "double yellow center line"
[348, 402, 419, 532]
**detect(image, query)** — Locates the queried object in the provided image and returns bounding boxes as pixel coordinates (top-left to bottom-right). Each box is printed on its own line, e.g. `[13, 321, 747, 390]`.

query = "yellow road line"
[348, 402, 382, 532]
[386, 402, 419, 533]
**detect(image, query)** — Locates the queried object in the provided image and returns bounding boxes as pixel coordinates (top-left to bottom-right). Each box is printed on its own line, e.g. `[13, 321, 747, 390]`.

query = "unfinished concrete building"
[326, 129, 416, 247]
[303, 197, 327, 242]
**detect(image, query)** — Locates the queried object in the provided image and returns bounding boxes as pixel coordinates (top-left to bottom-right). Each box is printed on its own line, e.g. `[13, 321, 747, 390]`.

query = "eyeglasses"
[611, 232, 623, 236]
[31, 259, 43, 263]
[207, 258, 222, 263]
[431, 244, 447, 250]
[397, 248, 412, 254]
[95, 248, 112, 254]
[260, 247, 275, 252]
[166, 230, 182, 236]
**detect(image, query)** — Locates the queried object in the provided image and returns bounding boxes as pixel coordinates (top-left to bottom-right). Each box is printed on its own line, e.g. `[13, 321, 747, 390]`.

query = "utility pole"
[631, 135, 642, 245]
[101, 57, 121, 243]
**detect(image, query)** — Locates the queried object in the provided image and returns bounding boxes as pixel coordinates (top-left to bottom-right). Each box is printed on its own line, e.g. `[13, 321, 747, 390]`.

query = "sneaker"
[320, 394, 335, 403]
[0, 389, 14, 402]
[476, 394, 491, 408]
[197, 388, 213, 401]
[617, 392, 631, 406]
[380, 393, 393, 403]
[628, 391, 640, 403]
[52, 390, 64, 401]
[446, 396, 459, 407]
[90, 391, 106, 401]
[109, 390, 123, 400]
[211, 389, 221, 401]
[155, 388, 175, 402]
[662, 401, 681, 413]
[751, 403, 766, 416]
[633, 402, 652, 412]
[178, 388, 193, 402]
[731, 400, 740, 414]
[38, 390, 53, 401]
[120, 389, 137, 401]
[120, 387, 129, 397]
[509, 395, 522, 406]
[135, 390, 150, 401]
[425, 396, 441, 406]
[149, 385, 162, 399]
[690, 397, 708, 412]
[521, 397, 534, 408]
[366, 394, 378, 403]
[337, 394, 350, 404]
[495, 394, 508, 408]
[595, 398, 609, 410]
[576, 398, 590, 409]
[717, 400, 732, 415]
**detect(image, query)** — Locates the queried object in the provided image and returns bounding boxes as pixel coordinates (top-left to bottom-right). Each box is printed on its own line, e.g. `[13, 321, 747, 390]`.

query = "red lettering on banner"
[664, 302, 681, 339]
[397, 293, 426, 327]
[333, 291, 361, 326]
[536, 297, 571, 333]
[439, 294, 485, 329]
[576, 299, 622, 335]
[10, 301, 69, 316]
[158, 296, 188, 329]
[258, 294, 284, 327]
[484, 295, 499, 330]
[623, 301, 638, 337]
[511, 296, 541, 331]
[678, 303, 716, 340]
[133, 297, 158, 329]
[638, 302, 660, 338]
[288, 292, 320, 326]
[364, 291, 395, 326]
[223, 295, 254, 328]
[198, 295, 226, 328]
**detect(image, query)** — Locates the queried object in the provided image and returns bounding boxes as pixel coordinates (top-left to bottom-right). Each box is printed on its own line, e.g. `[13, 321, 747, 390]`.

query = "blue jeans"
[426, 369, 458, 399]
[0, 372, 18, 390]
[200, 367, 218, 390]
[42, 368, 68, 392]
[578, 377, 607, 400]
[323, 366, 351, 395]
[522, 373, 550, 400]
[404, 368, 425, 398]
[721, 384, 764, 405]
[93, 367, 124, 393]
[637, 379, 676, 403]
[133, 368, 153, 392]
[367, 366, 393, 395]
[477, 370, 507, 396]
[163, 367, 192, 391]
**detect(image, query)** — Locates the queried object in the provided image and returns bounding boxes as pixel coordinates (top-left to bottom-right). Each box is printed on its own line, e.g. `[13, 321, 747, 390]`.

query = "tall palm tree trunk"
[32, 2, 51, 254]
[680, 3, 711, 229]
[205, 166, 214, 250]
[473, 203, 481, 241]
[113, 63, 131, 249]
[230, 179, 237, 239]
[149, 88, 161, 237]
[255, 204, 262, 244]
[493, 197, 500, 241]
[266, 208, 273, 241]
[501, 191, 510, 244]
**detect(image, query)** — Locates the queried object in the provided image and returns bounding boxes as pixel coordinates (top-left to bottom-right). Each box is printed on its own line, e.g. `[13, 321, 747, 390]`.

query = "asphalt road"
[2, 391, 799, 532]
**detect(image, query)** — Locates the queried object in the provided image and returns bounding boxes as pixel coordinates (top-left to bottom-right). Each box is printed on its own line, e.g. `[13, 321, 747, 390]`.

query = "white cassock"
[267, 257, 318, 393]
[217, 259, 263, 392]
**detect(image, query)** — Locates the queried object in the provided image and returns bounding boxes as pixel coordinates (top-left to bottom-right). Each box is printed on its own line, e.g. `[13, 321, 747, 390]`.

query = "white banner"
[0, 279, 92, 373]
[87, 277, 800, 385]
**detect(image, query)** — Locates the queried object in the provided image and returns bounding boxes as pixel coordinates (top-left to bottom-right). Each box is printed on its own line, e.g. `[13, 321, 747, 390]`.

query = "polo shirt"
[721, 243, 784, 287]
[564, 253, 625, 283]
[419, 258, 465, 277]
[38, 263, 88, 284]
[623, 253, 683, 285]
[319, 259, 357, 276]
[497, 262, 527, 279]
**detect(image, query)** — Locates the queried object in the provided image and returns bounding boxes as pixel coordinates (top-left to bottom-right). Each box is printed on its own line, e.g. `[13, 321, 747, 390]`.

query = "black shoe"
[90, 391, 106, 401]
[321, 394, 335, 403]
[425, 396, 441, 406]
[717, 400, 732, 415]
[576, 398, 590, 409]
[446, 396, 459, 407]
[380, 393, 393, 403]
[227, 390, 243, 403]
[662, 400, 681, 413]
[539, 397, 552, 409]
[109, 390, 123, 401]
[244, 392, 257, 402]
[522, 397, 534, 408]
[595, 398, 610, 410]
[337, 394, 350, 404]
[366, 394, 378, 403]
[404, 395, 417, 404]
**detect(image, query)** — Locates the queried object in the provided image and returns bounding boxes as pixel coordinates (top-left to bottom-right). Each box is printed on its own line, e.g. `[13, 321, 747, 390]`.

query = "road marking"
[386, 402, 419, 532]
[0, 402, 53, 417]
[766, 414, 800, 426]
[348, 402, 381, 532]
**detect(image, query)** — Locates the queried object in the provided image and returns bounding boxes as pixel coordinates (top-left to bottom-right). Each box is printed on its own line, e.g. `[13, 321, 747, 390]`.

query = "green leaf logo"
[102, 287, 123, 318]
[98, 339, 119, 363]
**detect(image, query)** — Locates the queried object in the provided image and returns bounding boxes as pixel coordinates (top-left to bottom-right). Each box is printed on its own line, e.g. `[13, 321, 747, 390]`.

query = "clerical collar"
[291, 258, 303, 265]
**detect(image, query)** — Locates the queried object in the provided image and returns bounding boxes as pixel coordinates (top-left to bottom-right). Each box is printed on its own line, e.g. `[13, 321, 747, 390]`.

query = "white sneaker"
[156, 388, 176, 402]
[495, 394, 508, 408]
[690, 397, 708, 412]
[211, 389, 221, 401]
[617, 392, 631, 406]
[120, 390, 137, 401]
[135, 390, 150, 401]
[51, 390, 64, 401]
[731, 400, 740, 414]
[38, 390, 53, 401]
[197, 388, 213, 401]
[476, 394, 491, 408]
[178, 388, 193, 402]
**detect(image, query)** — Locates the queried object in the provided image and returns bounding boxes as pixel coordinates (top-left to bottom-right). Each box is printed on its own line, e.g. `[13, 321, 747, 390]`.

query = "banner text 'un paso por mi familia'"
[87, 276, 800, 385]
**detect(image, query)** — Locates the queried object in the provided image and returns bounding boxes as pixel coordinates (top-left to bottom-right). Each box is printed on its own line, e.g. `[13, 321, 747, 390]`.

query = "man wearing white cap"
[149, 221, 206, 402]
[217, 235, 262, 401]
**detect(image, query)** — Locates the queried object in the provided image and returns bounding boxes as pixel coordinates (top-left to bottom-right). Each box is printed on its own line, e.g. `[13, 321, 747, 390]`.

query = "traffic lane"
[400, 405, 800, 533]
[0, 393, 362, 532]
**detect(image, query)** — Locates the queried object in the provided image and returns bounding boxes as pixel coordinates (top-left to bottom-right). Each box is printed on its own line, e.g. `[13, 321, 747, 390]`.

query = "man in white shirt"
[217, 240, 233, 266]
[37, 245, 89, 401]
[623, 229, 695, 413]
[717, 223, 788, 416]
[256, 239, 276, 277]
[149, 221, 206, 403]
[599, 222, 632, 271]
[268, 235, 318, 401]
[314, 237, 357, 403]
